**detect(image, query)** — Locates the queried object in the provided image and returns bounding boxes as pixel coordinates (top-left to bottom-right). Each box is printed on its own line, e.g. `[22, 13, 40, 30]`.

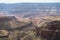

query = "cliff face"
[0, 16, 60, 40]
[33, 16, 60, 40]
[0, 16, 36, 40]
[0, 16, 31, 30]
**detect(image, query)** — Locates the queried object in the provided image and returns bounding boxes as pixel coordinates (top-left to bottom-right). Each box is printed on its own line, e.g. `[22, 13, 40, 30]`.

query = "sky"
[0, 0, 60, 3]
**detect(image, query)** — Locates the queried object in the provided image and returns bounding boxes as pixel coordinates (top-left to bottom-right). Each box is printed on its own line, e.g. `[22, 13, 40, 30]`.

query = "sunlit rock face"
[32, 17, 44, 27]
[0, 30, 9, 37]
[0, 16, 36, 40]
[0, 16, 31, 30]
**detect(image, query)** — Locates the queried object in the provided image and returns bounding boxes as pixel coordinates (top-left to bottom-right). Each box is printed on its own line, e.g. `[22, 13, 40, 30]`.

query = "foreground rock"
[0, 30, 9, 37]
[0, 16, 60, 40]
[0, 16, 36, 40]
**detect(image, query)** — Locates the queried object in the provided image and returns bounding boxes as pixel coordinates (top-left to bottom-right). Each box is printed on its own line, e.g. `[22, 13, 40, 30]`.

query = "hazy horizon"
[0, 0, 60, 3]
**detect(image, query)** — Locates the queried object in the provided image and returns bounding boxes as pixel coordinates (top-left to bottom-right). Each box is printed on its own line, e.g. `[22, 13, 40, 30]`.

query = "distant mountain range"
[0, 3, 60, 18]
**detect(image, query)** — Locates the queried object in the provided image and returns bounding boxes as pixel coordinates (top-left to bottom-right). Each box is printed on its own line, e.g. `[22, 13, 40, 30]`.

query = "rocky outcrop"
[0, 16, 35, 40]
[0, 16, 31, 30]
[0, 30, 9, 38]
[34, 16, 60, 40]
